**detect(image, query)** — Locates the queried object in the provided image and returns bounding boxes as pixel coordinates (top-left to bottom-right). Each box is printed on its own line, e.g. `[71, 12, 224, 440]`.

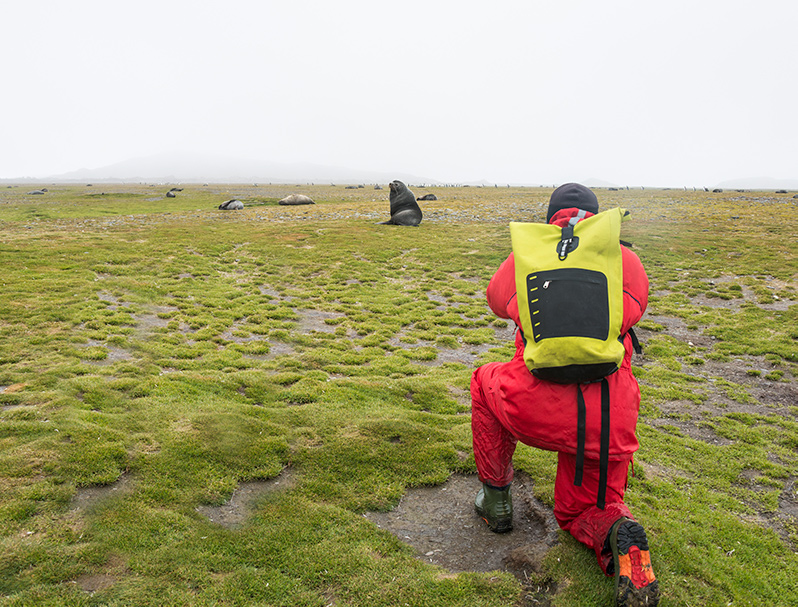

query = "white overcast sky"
[3, 0, 796, 186]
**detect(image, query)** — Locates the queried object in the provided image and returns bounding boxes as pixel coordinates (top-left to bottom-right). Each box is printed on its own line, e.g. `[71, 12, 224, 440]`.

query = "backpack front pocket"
[525, 268, 610, 343]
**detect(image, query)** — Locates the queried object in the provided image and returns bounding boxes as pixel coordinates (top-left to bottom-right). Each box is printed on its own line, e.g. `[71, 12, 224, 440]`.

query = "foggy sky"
[3, 1, 797, 187]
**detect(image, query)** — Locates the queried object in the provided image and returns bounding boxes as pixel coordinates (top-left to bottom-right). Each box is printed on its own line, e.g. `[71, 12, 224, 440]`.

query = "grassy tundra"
[0, 183, 796, 606]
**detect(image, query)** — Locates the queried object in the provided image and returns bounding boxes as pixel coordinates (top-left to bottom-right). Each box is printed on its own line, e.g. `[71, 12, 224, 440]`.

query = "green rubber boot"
[474, 483, 513, 533]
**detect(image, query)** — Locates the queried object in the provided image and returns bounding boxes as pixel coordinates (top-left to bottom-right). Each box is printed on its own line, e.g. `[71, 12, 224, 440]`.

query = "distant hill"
[6, 152, 794, 191]
[580, 178, 621, 189]
[40, 152, 439, 186]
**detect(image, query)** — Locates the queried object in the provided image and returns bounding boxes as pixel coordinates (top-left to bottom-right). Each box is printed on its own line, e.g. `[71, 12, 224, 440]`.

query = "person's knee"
[554, 507, 577, 532]
[470, 365, 491, 406]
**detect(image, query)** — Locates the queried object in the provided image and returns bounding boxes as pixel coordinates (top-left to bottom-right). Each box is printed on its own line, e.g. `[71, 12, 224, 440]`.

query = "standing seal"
[380, 180, 423, 226]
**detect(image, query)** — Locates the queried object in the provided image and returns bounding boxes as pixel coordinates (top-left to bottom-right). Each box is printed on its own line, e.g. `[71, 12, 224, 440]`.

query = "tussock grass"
[1, 184, 796, 605]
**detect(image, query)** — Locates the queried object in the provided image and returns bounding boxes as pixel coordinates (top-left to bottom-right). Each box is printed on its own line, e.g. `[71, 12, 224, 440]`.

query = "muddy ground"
[363, 472, 562, 604]
[196, 469, 562, 605]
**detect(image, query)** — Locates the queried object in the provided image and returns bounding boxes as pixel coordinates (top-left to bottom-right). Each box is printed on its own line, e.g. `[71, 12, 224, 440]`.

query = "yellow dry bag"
[510, 207, 629, 384]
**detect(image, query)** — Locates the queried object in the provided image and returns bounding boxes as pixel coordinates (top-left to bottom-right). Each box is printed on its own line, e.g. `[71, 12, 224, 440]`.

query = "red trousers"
[471, 367, 634, 575]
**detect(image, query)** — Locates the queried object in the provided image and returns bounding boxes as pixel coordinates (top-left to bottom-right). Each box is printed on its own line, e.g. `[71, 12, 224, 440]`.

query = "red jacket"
[482, 208, 649, 458]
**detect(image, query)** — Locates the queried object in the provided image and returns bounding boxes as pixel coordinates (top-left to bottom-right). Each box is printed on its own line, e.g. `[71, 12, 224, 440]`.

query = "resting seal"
[279, 194, 314, 205]
[219, 199, 244, 210]
[416, 193, 437, 201]
[379, 180, 422, 226]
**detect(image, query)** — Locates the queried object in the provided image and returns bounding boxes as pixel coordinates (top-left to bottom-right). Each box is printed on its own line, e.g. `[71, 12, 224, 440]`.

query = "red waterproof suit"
[471, 207, 649, 573]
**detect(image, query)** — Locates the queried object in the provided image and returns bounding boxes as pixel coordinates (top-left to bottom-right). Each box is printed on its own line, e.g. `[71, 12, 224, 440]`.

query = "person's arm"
[621, 246, 649, 334]
[486, 253, 518, 320]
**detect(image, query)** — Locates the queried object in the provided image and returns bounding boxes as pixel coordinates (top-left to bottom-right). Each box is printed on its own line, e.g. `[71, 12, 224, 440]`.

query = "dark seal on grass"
[379, 180, 423, 226]
[219, 199, 244, 210]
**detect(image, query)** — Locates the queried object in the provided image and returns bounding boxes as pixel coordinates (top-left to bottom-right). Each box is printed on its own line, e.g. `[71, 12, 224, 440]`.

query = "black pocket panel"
[526, 268, 609, 342]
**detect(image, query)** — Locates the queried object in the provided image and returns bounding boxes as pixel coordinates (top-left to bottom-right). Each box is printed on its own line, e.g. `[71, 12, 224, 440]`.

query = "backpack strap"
[628, 327, 643, 355]
[574, 385, 586, 487]
[573, 379, 611, 510]
[597, 377, 610, 509]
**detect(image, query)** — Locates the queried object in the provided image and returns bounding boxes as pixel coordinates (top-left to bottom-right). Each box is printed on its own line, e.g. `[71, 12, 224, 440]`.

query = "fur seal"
[416, 193, 437, 201]
[278, 194, 314, 206]
[380, 180, 423, 226]
[219, 199, 244, 210]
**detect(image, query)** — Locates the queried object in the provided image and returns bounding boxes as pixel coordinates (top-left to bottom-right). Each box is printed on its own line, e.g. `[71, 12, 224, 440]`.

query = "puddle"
[295, 309, 345, 334]
[364, 473, 559, 577]
[197, 468, 296, 529]
[70, 473, 133, 512]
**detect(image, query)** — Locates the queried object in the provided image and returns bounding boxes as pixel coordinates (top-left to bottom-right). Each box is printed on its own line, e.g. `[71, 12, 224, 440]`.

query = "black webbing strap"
[574, 385, 586, 487]
[574, 380, 611, 510]
[558, 224, 576, 261]
[628, 327, 643, 355]
[597, 377, 611, 509]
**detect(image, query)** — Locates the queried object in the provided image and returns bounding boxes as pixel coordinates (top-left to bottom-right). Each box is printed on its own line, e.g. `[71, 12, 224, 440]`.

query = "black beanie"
[546, 183, 599, 223]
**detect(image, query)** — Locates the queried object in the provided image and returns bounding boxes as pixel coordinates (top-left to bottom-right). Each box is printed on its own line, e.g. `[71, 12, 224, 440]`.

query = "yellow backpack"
[510, 207, 629, 383]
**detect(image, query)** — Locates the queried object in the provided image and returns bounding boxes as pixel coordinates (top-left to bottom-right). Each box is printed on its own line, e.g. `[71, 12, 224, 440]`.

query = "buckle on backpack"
[557, 226, 579, 260]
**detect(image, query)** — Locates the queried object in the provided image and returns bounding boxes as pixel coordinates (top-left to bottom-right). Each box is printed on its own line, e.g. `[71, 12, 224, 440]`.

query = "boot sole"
[611, 519, 660, 606]
[479, 515, 513, 533]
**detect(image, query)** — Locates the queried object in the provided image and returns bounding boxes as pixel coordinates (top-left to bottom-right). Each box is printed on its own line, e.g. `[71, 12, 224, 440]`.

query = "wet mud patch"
[97, 292, 123, 308]
[263, 340, 297, 358]
[364, 472, 559, 581]
[70, 473, 133, 512]
[197, 468, 296, 529]
[426, 292, 449, 308]
[638, 315, 715, 347]
[492, 322, 517, 343]
[101, 345, 134, 364]
[81, 339, 134, 365]
[424, 344, 492, 367]
[134, 305, 178, 332]
[258, 285, 293, 303]
[221, 320, 268, 344]
[295, 309, 345, 334]
[447, 384, 472, 409]
[779, 478, 798, 521]
[388, 332, 502, 368]
[70, 553, 128, 595]
[648, 412, 734, 446]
